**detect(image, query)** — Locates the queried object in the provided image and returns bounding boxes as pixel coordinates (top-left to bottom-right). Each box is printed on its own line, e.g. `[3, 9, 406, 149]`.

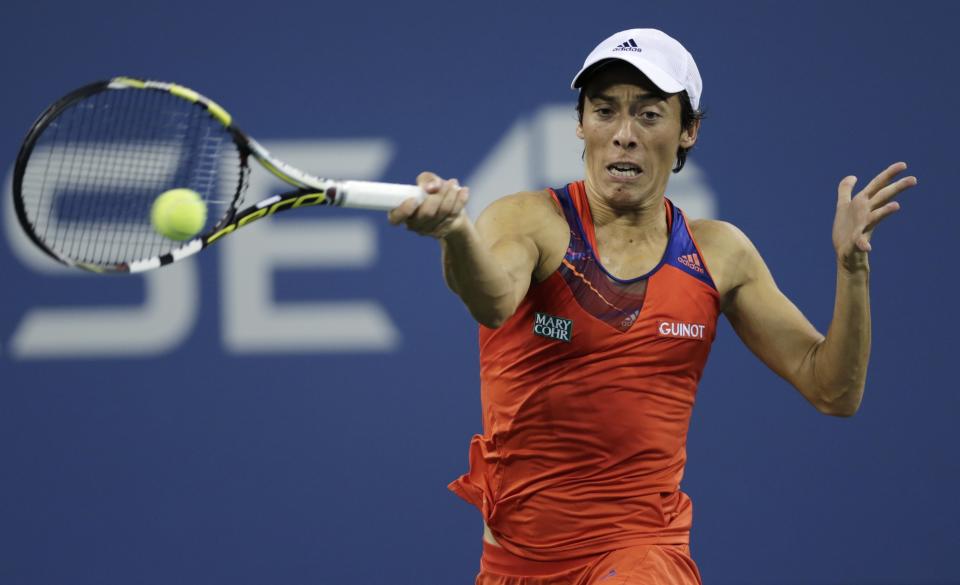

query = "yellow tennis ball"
[151, 188, 207, 241]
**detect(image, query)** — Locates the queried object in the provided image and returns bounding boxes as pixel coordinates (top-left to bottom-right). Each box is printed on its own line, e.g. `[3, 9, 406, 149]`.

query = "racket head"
[13, 78, 249, 273]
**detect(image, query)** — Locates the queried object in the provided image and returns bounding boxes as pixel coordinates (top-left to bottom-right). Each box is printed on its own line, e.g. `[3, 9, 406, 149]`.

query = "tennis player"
[389, 28, 917, 585]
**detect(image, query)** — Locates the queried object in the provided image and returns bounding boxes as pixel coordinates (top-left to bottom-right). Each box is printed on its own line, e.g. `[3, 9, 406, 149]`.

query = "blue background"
[1, 1, 957, 584]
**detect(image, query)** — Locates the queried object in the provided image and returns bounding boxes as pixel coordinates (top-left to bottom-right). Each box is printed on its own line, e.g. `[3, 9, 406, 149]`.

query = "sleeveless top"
[449, 181, 721, 562]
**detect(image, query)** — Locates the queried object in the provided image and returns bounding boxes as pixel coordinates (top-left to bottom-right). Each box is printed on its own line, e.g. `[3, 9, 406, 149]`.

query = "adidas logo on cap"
[613, 38, 642, 53]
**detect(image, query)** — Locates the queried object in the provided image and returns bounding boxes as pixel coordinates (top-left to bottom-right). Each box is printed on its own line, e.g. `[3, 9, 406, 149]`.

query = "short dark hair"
[576, 81, 704, 173]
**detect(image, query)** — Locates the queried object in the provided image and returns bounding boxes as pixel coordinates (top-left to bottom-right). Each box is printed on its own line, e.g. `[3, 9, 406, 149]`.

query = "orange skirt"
[477, 541, 701, 585]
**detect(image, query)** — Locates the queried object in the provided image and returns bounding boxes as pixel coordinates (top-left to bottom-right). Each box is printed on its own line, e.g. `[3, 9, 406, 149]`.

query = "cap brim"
[571, 56, 685, 95]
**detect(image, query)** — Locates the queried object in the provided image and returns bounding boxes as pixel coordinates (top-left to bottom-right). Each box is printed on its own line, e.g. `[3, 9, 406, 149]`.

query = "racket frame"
[12, 77, 424, 273]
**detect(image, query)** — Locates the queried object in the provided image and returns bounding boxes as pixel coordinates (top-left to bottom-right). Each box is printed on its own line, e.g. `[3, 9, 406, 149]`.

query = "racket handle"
[337, 181, 426, 210]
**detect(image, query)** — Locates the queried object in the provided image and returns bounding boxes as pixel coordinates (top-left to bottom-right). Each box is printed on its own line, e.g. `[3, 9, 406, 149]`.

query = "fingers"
[392, 173, 470, 237]
[415, 179, 468, 234]
[417, 171, 442, 191]
[864, 201, 901, 232]
[870, 175, 918, 208]
[853, 200, 903, 255]
[837, 175, 857, 203]
[390, 172, 444, 224]
[415, 178, 458, 223]
[421, 185, 469, 233]
[860, 162, 906, 198]
[388, 197, 420, 225]
[835, 161, 917, 260]
[859, 161, 913, 200]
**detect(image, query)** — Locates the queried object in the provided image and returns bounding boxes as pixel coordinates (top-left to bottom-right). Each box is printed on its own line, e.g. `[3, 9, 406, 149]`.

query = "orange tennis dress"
[449, 181, 720, 582]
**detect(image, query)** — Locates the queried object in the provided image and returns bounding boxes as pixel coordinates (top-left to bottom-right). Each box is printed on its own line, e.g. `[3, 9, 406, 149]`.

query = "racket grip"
[338, 181, 426, 210]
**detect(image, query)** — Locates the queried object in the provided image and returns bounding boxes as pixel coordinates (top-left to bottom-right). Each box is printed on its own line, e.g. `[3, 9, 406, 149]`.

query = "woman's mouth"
[606, 162, 642, 178]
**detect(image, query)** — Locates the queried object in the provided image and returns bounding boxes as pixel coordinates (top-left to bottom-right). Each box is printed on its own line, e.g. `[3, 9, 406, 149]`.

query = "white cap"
[571, 29, 702, 110]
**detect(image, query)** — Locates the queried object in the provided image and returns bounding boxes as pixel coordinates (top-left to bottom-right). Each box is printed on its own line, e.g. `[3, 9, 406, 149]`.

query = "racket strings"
[19, 87, 244, 267]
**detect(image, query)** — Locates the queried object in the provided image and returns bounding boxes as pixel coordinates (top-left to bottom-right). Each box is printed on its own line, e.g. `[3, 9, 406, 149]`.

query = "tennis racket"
[12, 76, 425, 273]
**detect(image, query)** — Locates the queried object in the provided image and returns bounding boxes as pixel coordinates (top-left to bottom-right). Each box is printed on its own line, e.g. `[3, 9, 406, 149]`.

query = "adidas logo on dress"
[677, 253, 705, 274]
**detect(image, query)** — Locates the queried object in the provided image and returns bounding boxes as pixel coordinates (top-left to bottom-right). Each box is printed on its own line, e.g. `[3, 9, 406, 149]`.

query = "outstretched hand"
[388, 171, 470, 239]
[833, 162, 917, 270]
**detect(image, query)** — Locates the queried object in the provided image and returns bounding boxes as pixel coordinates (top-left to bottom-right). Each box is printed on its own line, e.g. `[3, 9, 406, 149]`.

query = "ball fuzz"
[151, 189, 207, 241]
